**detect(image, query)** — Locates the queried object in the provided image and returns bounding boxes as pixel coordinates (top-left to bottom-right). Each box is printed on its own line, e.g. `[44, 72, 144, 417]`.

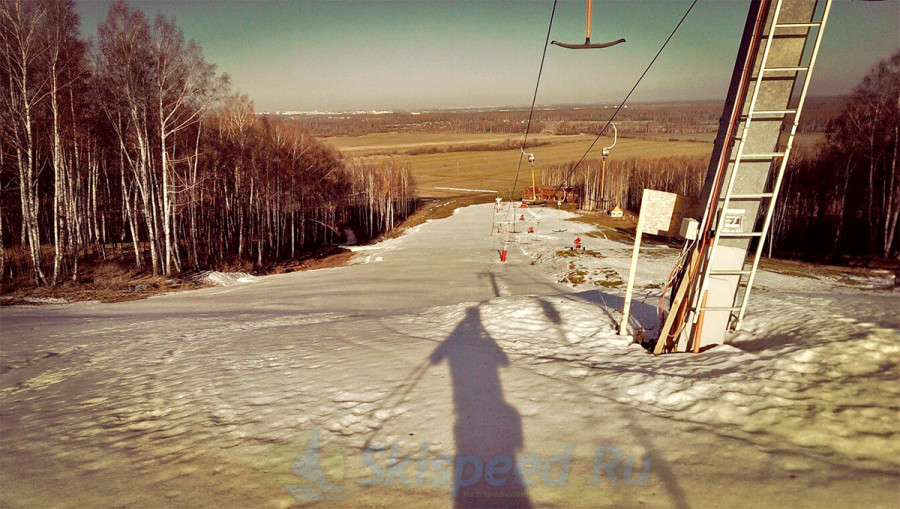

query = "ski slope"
[1, 204, 897, 508]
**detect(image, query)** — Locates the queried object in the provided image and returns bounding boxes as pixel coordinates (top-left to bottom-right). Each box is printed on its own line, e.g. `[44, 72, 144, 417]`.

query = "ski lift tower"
[657, 0, 834, 353]
[599, 123, 617, 212]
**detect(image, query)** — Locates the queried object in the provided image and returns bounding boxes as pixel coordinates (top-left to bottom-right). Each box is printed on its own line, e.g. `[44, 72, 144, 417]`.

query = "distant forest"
[290, 97, 844, 138]
[1, 0, 416, 285]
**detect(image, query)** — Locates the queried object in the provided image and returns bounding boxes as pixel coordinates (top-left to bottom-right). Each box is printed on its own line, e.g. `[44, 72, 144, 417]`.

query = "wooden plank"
[654, 249, 700, 354]
[619, 216, 644, 336]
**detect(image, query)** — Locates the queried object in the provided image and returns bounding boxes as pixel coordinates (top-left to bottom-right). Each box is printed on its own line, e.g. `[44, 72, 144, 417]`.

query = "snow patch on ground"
[485, 205, 900, 469]
[0, 296, 70, 305]
[347, 225, 423, 264]
[391, 287, 899, 469]
[2, 202, 897, 507]
[202, 272, 257, 286]
[338, 227, 358, 246]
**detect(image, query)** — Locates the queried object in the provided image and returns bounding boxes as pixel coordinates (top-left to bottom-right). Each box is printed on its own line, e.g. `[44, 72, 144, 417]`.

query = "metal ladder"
[693, 0, 832, 332]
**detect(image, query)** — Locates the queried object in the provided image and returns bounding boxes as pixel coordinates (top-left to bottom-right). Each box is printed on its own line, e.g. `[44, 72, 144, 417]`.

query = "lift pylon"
[656, 0, 833, 353]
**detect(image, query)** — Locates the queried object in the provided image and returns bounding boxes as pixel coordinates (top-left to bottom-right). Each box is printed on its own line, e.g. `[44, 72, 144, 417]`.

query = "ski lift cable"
[509, 0, 559, 204]
[536, 0, 699, 216]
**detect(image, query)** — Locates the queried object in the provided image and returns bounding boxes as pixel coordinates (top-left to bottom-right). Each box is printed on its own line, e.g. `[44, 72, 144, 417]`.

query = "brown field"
[325, 132, 718, 199]
[322, 132, 576, 155]
[324, 128, 826, 200]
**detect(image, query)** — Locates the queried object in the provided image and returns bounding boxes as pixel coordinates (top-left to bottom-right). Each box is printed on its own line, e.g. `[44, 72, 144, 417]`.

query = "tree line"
[0, 0, 416, 285]
[771, 50, 899, 261]
[541, 155, 707, 213]
[291, 99, 843, 138]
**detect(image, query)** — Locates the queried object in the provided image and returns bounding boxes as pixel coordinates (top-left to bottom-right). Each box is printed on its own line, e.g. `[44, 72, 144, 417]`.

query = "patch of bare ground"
[757, 256, 899, 282]
[254, 246, 355, 275]
[567, 208, 898, 279]
[0, 245, 358, 306]
[1, 259, 205, 305]
[565, 208, 643, 244]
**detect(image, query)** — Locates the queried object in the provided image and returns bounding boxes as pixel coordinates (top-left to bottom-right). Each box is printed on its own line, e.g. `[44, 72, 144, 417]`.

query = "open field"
[322, 132, 579, 155]
[622, 131, 824, 147]
[326, 132, 717, 199]
[324, 130, 826, 200]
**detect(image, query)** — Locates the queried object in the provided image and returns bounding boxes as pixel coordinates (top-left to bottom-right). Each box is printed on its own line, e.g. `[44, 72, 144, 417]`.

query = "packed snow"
[1, 203, 897, 508]
[202, 271, 258, 286]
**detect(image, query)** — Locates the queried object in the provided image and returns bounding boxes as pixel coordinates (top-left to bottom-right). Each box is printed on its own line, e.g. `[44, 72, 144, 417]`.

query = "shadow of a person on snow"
[429, 306, 532, 508]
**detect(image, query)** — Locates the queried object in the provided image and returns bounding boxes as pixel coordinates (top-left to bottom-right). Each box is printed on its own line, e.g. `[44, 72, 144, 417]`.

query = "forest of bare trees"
[0, 0, 415, 287]
[542, 51, 899, 262]
[542, 155, 707, 214]
[772, 50, 899, 261]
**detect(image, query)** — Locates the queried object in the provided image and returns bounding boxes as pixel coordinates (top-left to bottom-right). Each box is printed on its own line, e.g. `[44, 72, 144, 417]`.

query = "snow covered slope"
[1, 204, 897, 508]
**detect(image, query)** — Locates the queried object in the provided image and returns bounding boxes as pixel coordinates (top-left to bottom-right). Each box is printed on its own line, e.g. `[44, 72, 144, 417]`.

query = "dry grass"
[626, 131, 824, 147]
[0, 257, 206, 305]
[0, 245, 357, 305]
[756, 257, 894, 280]
[324, 132, 566, 157]
[331, 132, 714, 199]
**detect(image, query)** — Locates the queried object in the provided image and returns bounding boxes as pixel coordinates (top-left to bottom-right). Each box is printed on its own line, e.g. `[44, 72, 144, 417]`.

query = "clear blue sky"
[75, 0, 900, 112]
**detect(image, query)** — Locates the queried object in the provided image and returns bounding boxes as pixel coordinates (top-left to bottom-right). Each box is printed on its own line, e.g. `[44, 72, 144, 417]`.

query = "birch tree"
[0, 0, 48, 283]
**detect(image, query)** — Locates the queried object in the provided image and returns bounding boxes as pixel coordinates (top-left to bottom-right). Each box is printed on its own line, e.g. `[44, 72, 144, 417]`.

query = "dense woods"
[772, 50, 899, 261]
[0, 0, 415, 286]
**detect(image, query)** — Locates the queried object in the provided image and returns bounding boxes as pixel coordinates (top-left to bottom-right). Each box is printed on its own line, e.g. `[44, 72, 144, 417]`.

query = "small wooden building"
[522, 185, 579, 203]
[609, 205, 624, 218]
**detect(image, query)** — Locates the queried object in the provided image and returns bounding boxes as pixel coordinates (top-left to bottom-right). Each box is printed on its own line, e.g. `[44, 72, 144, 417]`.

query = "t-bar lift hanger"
[551, 0, 625, 50]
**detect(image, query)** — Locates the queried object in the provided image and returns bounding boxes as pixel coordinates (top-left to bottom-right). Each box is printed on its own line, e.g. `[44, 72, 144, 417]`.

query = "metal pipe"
[585, 0, 593, 41]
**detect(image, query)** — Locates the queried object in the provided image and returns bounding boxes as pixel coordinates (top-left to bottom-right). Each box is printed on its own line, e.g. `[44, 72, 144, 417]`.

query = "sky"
[74, 0, 900, 112]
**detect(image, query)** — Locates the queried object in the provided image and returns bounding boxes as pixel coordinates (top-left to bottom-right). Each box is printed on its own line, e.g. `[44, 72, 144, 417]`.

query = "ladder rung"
[709, 270, 752, 276]
[719, 232, 764, 238]
[750, 109, 797, 117]
[762, 66, 809, 73]
[739, 152, 785, 159]
[724, 193, 774, 199]
[773, 22, 822, 29]
[698, 306, 741, 312]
